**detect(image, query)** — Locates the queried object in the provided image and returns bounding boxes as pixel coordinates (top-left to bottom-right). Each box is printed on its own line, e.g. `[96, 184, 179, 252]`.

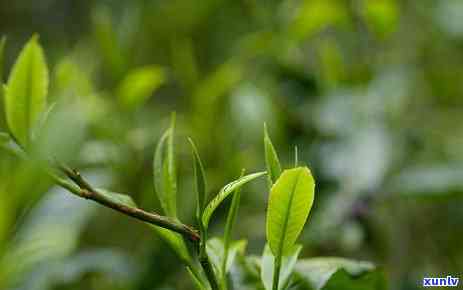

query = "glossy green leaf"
[0, 36, 6, 82]
[261, 244, 302, 290]
[117, 65, 165, 109]
[5, 35, 49, 147]
[189, 138, 207, 219]
[266, 167, 315, 256]
[153, 114, 177, 218]
[293, 258, 383, 290]
[202, 171, 266, 229]
[264, 124, 281, 186]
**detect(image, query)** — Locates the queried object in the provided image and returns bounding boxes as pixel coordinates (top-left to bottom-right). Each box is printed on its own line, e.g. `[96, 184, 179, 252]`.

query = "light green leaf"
[293, 258, 382, 290]
[189, 138, 207, 219]
[202, 171, 266, 229]
[0, 36, 6, 82]
[5, 35, 49, 147]
[153, 114, 177, 217]
[206, 237, 247, 278]
[261, 244, 302, 290]
[97, 189, 137, 208]
[152, 226, 192, 265]
[266, 167, 315, 256]
[117, 65, 165, 109]
[264, 124, 281, 186]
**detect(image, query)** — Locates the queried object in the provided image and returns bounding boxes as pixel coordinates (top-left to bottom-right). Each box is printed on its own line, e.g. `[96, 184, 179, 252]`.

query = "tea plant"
[0, 36, 385, 290]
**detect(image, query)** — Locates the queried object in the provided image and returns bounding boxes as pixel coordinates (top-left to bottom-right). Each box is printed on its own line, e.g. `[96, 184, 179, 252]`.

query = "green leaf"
[206, 237, 247, 278]
[187, 267, 208, 290]
[202, 171, 266, 229]
[4, 35, 49, 147]
[117, 65, 165, 109]
[266, 167, 315, 256]
[153, 114, 177, 218]
[293, 258, 384, 290]
[0, 132, 10, 145]
[264, 124, 281, 186]
[97, 189, 137, 208]
[189, 138, 207, 219]
[152, 226, 192, 265]
[261, 244, 302, 290]
[222, 169, 245, 274]
[0, 36, 6, 82]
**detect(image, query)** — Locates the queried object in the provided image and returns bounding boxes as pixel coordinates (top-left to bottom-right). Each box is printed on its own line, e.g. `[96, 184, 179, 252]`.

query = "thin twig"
[55, 166, 201, 243]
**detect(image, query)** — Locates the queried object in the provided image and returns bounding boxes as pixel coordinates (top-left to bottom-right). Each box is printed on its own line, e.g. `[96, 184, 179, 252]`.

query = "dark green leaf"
[0, 36, 6, 83]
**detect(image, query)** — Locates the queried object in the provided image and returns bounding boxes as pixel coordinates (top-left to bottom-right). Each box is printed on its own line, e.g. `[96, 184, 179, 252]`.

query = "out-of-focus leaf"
[0, 36, 6, 82]
[5, 35, 48, 147]
[152, 226, 192, 265]
[266, 167, 315, 256]
[54, 58, 94, 97]
[153, 114, 177, 218]
[0, 189, 96, 288]
[97, 189, 137, 207]
[389, 164, 463, 196]
[189, 138, 207, 219]
[291, 0, 350, 40]
[33, 102, 86, 163]
[202, 171, 266, 229]
[261, 244, 302, 290]
[17, 249, 138, 290]
[117, 65, 165, 109]
[92, 5, 126, 78]
[206, 237, 247, 278]
[293, 258, 382, 290]
[264, 124, 281, 186]
[0, 132, 10, 145]
[362, 0, 399, 39]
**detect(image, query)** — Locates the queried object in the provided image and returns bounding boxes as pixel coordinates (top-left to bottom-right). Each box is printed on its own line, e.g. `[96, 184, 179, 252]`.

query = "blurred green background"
[1, 0, 463, 289]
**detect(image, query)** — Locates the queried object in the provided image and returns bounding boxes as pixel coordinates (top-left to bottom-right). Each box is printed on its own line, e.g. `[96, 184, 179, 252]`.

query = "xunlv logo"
[423, 276, 459, 287]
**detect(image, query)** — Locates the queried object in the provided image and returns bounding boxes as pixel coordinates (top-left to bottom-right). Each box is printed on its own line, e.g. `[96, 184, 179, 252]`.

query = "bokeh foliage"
[1, 0, 463, 289]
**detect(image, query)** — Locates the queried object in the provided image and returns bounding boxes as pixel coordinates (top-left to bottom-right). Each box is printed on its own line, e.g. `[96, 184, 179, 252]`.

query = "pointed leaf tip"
[5, 35, 49, 147]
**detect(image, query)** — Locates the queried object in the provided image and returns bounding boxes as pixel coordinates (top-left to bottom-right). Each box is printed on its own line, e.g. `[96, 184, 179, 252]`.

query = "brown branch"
[55, 165, 200, 243]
